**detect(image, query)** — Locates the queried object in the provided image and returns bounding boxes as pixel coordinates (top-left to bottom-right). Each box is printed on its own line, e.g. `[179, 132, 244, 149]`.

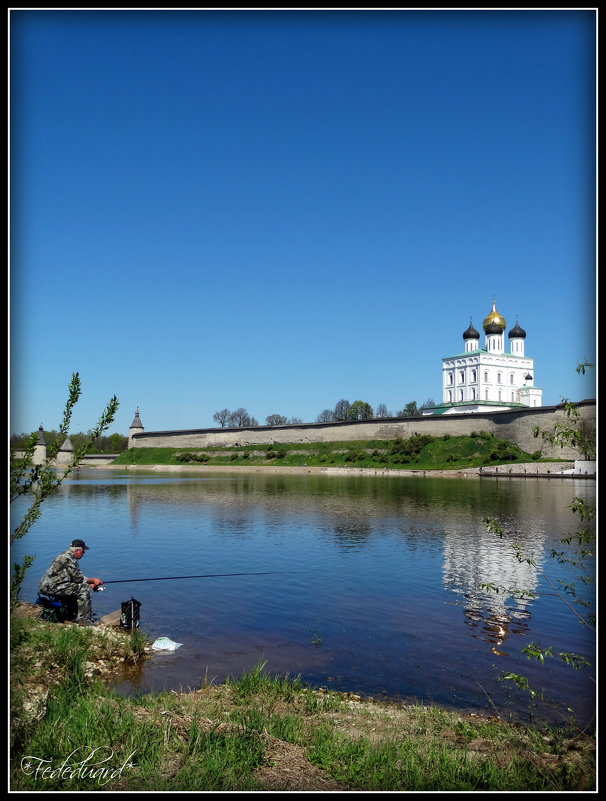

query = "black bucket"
[120, 597, 141, 630]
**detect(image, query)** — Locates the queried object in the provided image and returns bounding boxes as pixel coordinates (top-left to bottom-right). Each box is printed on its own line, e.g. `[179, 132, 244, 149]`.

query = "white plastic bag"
[151, 636, 183, 651]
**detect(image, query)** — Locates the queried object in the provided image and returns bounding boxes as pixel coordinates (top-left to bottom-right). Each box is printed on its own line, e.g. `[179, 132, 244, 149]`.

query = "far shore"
[75, 460, 590, 479]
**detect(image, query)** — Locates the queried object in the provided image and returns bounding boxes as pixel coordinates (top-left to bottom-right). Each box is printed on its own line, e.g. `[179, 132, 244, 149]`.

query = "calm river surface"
[12, 468, 596, 728]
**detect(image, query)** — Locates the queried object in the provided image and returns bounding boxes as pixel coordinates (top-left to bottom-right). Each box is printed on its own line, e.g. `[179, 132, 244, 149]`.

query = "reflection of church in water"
[442, 525, 547, 656]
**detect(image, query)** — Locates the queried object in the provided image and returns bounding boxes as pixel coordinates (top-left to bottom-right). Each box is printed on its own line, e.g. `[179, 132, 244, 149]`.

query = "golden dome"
[482, 299, 506, 331]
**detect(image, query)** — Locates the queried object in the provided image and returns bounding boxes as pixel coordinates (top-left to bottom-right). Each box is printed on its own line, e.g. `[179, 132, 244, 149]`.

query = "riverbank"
[84, 461, 585, 479]
[10, 602, 596, 791]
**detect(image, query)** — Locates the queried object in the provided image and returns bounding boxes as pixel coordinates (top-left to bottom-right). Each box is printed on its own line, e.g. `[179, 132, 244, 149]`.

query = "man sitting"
[39, 539, 103, 625]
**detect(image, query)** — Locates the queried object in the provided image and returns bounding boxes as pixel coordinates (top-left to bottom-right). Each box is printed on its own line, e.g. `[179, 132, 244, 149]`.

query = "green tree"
[348, 400, 374, 420]
[10, 372, 118, 603]
[532, 361, 595, 460]
[399, 401, 418, 417]
[109, 432, 128, 452]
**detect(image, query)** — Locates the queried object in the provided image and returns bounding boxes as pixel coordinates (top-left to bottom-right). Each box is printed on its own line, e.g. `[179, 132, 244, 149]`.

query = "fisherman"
[39, 539, 104, 625]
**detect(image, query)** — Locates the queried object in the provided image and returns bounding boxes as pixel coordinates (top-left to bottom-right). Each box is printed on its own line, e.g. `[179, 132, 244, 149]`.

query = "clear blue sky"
[9, 9, 596, 437]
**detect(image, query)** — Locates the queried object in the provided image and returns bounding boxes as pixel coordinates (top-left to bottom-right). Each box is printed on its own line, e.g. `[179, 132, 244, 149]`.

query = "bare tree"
[213, 409, 231, 427]
[266, 414, 288, 426]
[316, 409, 335, 423]
[334, 399, 351, 421]
[375, 403, 391, 418]
[229, 408, 252, 427]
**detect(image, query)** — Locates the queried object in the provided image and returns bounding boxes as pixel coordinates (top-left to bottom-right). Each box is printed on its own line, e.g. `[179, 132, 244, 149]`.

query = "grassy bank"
[112, 432, 557, 471]
[10, 604, 595, 791]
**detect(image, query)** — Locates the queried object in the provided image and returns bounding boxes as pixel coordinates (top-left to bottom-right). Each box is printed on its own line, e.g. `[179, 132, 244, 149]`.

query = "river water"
[11, 468, 596, 728]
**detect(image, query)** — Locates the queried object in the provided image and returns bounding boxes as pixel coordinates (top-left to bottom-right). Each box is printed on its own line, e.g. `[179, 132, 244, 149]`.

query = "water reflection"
[442, 524, 545, 656]
[12, 469, 595, 726]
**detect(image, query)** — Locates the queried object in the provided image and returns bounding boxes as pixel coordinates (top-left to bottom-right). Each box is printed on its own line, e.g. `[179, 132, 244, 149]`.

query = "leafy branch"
[532, 361, 596, 460]
[482, 364, 595, 730]
[10, 372, 118, 601]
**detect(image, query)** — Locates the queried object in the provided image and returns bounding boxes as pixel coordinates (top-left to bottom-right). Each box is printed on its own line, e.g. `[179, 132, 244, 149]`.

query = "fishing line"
[102, 570, 301, 585]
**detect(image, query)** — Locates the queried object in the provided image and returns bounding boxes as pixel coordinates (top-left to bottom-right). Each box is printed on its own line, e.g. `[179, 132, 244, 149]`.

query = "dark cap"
[71, 539, 89, 551]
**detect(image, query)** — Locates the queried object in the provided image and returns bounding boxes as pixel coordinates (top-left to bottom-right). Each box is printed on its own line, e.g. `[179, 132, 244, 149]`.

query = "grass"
[111, 433, 562, 470]
[10, 605, 595, 792]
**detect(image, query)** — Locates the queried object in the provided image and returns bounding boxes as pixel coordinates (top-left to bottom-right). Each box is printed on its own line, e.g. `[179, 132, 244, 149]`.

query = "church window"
[498, 390, 502, 401]
[459, 371, 465, 383]
[471, 369, 477, 382]
[448, 390, 452, 403]
[485, 389, 489, 400]
[497, 372, 502, 384]
[484, 371, 489, 382]
[510, 373, 514, 384]
[459, 390, 463, 401]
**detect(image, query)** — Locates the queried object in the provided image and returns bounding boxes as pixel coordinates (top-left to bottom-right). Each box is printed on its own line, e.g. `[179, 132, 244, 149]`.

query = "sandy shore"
[88, 461, 580, 479]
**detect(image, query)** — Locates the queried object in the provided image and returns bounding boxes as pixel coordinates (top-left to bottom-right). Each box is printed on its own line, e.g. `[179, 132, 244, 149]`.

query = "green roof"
[442, 350, 528, 360]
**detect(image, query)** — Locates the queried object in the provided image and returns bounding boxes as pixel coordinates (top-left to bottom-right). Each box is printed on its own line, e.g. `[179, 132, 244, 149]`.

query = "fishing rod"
[102, 570, 302, 585]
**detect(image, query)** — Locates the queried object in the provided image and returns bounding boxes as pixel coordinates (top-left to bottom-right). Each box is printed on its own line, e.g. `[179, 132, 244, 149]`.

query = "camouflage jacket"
[39, 550, 87, 597]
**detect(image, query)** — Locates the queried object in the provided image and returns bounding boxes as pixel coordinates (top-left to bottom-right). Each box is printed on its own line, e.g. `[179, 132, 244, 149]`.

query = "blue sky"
[9, 9, 596, 437]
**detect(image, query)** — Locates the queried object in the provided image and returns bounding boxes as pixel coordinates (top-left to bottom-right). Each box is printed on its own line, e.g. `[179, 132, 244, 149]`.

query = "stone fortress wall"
[130, 399, 596, 461]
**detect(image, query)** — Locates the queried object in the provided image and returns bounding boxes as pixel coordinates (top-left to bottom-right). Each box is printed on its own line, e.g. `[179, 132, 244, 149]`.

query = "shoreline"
[77, 461, 590, 479]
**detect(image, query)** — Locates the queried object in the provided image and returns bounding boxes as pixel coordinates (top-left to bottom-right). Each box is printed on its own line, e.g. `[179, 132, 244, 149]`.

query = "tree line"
[212, 409, 303, 428]
[10, 430, 129, 454]
[10, 397, 437, 449]
[212, 399, 436, 429]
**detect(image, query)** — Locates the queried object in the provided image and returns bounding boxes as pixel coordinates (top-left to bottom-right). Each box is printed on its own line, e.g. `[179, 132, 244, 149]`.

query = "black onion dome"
[508, 317, 526, 339]
[463, 319, 480, 340]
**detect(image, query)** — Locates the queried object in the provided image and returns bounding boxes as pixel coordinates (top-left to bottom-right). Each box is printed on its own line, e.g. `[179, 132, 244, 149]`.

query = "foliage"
[10, 430, 127, 453]
[9, 373, 118, 602]
[348, 400, 374, 420]
[111, 433, 544, 471]
[532, 361, 596, 460]
[398, 401, 419, 417]
[481, 363, 596, 730]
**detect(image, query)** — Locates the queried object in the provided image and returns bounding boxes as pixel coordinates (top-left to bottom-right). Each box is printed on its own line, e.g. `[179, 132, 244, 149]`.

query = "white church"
[423, 299, 542, 416]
